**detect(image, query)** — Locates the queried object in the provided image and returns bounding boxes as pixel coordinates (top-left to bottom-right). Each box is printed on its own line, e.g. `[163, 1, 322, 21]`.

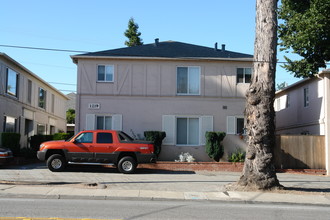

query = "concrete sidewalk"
[1, 163, 330, 205]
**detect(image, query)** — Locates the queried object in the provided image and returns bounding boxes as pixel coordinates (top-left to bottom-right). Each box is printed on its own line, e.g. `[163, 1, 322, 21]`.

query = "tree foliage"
[278, 0, 330, 77]
[66, 108, 75, 124]
[124, 17, 143, 47]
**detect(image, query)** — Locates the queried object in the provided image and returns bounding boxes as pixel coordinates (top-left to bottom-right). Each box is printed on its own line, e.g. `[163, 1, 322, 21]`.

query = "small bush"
[53, 133, 72, 140]
[19, 147, 37, 159]
[29, 135, 53, 152]
[144, 131, 166, 157]
[1, 133, 21, 156]
[228, 148, 246, 162]
[205, 131, 226, 162]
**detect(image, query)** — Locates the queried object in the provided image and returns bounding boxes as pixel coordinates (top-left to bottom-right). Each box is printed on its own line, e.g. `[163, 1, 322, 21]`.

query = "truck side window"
[75, 132, 93, 143]
[97, 133, 113, 143]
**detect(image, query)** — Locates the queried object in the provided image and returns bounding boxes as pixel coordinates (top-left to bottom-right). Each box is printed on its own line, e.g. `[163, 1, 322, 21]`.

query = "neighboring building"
[71, 40, 252, 161]
[0, 53, 68, 149]
[274, 69, 330, 173]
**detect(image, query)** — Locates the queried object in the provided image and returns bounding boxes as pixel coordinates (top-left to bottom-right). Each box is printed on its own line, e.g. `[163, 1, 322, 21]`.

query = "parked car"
[0, 147, 13, 166]
[37, 130, 156, 174]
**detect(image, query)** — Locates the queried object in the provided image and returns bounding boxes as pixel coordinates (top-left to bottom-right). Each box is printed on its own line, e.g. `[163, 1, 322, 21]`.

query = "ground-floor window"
[4, 116, 17, 133]
[227, 116, 245, 135]
[37, 124, 46, 135]
[176, 117, 199, 145]
[96, 116, 112, 130]
[162, 115, 213, 146]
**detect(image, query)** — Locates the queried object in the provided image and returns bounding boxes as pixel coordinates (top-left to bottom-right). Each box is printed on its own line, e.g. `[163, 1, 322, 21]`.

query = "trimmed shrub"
[29, 135, 53, 152]
[228, 148, 246, 162]
[144, 131, 166, 157]
[53, 133, 72, 140]
[205, 131, 226, 162]
[1, 133, 21, 156]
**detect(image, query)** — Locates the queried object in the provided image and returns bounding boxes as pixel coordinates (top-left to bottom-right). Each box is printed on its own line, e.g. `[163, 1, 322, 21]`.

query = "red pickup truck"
[37, 130, 156, 174]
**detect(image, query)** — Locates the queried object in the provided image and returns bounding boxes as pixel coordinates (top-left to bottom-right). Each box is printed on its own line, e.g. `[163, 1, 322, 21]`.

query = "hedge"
[144, 131, 166, 157]
[1, 133, 21, 156]
[205, 131, 226, 162]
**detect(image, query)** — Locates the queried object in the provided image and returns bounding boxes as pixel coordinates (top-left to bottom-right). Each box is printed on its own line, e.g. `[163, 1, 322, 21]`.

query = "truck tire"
[117, 156, 137, 174]
[47, 154, 67, 172]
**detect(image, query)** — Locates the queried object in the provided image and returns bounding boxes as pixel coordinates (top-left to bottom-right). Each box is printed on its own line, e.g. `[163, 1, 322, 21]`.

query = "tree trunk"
[236, 0, 282, 190]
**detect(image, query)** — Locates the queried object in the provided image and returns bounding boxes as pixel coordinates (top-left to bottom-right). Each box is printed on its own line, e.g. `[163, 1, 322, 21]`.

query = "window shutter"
[112, 114, 123, 130]
[227, 116, 236, 134]
[200, 116, 213, 145]
[162, 115, 175, 145]
[86, 114, 95, 130]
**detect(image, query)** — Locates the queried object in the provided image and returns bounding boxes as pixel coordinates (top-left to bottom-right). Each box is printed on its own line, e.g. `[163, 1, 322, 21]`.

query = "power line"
[1, 44, 329, 65]
[0, 44, 89, 53]
[48, 82, 76, 86]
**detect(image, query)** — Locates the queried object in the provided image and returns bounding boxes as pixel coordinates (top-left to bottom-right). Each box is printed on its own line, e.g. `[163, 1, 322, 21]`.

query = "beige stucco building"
[0, 53, 68, 149]
[71, 40, 252, 161]
[275, 69, 330, 173]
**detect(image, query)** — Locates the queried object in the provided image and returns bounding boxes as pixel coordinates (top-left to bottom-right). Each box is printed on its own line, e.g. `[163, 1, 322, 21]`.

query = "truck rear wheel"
[117, 156, 137, 174]
[47, 154, 67, 172]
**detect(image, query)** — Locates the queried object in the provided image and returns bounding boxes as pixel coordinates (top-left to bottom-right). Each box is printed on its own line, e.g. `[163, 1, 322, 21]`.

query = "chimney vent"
[154, 38, 159, 46]
[222, 44, 226, 51]
[214, 42, 218, 51]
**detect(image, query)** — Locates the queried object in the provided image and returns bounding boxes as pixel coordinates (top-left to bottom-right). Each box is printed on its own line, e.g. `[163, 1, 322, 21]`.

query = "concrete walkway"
[1, 163, 330, 205]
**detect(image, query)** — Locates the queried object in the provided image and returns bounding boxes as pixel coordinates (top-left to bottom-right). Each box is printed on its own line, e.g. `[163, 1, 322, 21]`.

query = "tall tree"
[229, 0, 282, 190]
[278, 0, 330, 77]
[124, 17, 143, 47]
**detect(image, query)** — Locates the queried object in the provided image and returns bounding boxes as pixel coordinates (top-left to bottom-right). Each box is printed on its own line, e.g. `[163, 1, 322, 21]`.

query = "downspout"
[324, 73, 330, 175]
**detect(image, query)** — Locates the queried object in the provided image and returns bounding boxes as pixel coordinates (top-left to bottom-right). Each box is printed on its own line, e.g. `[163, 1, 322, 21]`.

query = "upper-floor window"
[97, 65, 114, 82]
[304, 87, 309, 107]
[38, 87, 46, 109]
[177, 67, 200, 95]
[6, 68, 19, 97]
[27, 80, 32, 104]
[237, 68, 252, 83]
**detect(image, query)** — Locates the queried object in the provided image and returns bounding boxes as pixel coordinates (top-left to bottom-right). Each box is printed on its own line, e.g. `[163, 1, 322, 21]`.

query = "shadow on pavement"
[2, 162, 195, 175]
[284, 187, 330, 193]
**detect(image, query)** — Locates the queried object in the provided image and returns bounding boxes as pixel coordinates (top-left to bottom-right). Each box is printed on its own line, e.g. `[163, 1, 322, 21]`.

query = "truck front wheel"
[47, 154, 67, 172]
[117, 156, 137, 174]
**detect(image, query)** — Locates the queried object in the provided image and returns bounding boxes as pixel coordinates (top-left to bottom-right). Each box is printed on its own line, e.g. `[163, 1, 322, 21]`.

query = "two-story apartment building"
[71, 40, 253, 161]
[0, 53, 68, 149]
[275, 69, 330, 173]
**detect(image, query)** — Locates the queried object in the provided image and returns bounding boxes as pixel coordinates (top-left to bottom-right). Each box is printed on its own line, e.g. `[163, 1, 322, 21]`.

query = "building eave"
[0, 53, 69, 100]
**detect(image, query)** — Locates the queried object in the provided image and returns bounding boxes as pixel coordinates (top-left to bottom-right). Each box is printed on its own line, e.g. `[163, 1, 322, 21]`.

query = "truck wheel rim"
[51, 159, 62, 169]
[122, 161, 132, 171]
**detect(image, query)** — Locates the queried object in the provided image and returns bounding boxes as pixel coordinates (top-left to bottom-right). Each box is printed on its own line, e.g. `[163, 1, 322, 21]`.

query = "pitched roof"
[72, 40, 253, 61]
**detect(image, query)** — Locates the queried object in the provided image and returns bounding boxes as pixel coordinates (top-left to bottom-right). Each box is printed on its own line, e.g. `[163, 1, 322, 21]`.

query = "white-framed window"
[6, 68, 19, 97]
[303, 87, 309, 107]
[97, 65, 114, 82]
[86, 114, 122, 131]
[162, 115, 213, 146]
[227, 116, 245, 135]
[37, 124, 46, 135]
[237, 67, 252, 83]
[3, 116, 17, 133]
[176, 117, 199, 145]
[38, 87, 46, 109]
[96, 116, 112, 130]
[177, 66, 200, 95]
[286, 94, 290, 108]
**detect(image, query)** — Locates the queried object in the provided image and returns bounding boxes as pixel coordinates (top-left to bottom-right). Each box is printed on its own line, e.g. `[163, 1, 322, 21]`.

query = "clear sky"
[1, 0, 301, 94]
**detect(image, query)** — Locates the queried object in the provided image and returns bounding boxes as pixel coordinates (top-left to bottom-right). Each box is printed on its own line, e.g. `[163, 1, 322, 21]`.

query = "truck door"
[69, 132, 94, 162]
[94, 132, 116, 163]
